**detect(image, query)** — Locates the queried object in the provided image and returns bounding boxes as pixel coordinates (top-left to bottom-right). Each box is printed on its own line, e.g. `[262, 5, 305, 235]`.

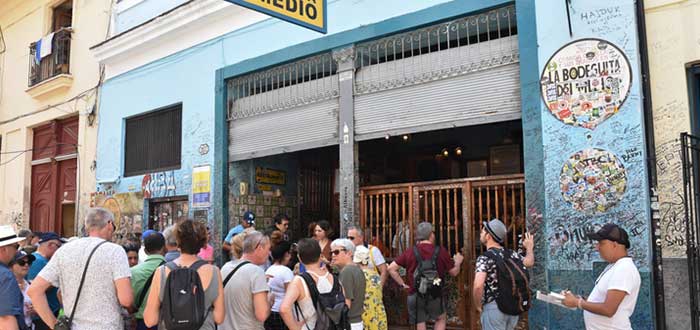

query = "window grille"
[354, 5, 518, 95]
[227, 52, 338, 120]
[124, 104, 182, 177]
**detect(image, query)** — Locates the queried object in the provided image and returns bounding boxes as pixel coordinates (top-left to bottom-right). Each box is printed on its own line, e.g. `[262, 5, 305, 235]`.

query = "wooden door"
[30, 163, 56, 232]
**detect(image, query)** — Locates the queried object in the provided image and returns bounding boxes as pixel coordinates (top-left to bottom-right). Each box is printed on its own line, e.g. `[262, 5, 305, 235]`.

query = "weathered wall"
[519, 0, 654, 328]
[644, 0, 700, 327]
[0, 0, 109, 231]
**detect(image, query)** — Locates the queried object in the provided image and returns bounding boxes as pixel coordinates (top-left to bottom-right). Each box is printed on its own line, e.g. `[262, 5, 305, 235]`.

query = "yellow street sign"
[227, 0, 327, 34]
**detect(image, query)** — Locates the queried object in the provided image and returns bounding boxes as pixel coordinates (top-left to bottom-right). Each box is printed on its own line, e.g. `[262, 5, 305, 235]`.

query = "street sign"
[226, 0, 327, 34]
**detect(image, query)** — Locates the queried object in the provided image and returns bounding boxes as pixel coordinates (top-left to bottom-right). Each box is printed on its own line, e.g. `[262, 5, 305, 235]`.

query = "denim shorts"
[480, 302, 519, 330]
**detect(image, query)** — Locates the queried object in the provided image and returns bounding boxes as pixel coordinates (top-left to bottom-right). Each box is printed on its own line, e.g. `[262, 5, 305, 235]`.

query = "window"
[690, 64, 700, 135]
[124, 104, 182, 177]
[52, 1, 73, 31]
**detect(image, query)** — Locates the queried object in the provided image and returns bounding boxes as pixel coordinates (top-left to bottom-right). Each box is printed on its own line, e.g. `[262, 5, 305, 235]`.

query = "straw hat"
[0, 225, 25, 247]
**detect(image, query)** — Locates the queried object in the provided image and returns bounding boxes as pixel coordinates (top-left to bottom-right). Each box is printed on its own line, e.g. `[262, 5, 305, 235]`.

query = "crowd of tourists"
[0, 206, 641, 330]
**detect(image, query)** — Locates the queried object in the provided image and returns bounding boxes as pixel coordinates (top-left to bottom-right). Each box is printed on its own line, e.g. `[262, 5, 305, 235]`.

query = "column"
[333, 46, 357, 234]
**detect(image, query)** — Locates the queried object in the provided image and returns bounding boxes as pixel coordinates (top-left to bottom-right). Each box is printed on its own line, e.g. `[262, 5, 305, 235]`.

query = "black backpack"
[484, 248, 531, 316]
[296, 272, 351, 330]
[160, 260, 208, 330]
[413, 246, 442, 299]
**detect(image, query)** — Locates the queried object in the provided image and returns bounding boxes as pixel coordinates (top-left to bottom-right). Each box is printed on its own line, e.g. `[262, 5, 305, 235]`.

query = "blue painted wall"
[517, 0, 654, 329]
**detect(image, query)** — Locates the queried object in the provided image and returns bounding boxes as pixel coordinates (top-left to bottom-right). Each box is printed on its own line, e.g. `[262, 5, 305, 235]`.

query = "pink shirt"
[198, 244, 214, 261]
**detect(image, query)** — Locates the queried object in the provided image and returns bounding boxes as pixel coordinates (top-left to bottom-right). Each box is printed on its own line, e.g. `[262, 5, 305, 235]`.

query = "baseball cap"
[0, 225, 25, 247]
[587, 223, 630, 248]
[38, 232, 67, 244]
[142, 229, 158, 240]
[11, 250, 36, 265]
[484, 219, 507, 244]
[243, 211, 256, 225]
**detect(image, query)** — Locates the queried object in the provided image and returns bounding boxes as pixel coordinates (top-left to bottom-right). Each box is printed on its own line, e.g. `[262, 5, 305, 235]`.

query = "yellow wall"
[645, 0, 700, 257]
[0, 0, 110, 231]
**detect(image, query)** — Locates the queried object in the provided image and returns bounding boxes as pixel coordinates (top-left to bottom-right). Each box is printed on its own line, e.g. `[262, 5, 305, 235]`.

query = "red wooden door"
[30, 163, 56, 232]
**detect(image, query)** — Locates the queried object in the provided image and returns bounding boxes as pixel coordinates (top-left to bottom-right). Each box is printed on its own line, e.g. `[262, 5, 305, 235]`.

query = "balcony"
[27, 28, 72, 92]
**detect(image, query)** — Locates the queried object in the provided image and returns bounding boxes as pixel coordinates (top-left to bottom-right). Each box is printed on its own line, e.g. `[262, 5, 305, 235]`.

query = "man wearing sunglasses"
[347, 225, 388, 286]
[0, 225, 28, 330]
[27, 232, 65, 330]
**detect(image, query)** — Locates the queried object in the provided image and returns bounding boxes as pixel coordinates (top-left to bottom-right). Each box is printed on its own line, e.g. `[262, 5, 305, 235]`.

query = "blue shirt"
[224, 224, 245, 242]
[0, 262, 25, 329]
[164, 250, 181, 263]
[28, 252, 60, 313]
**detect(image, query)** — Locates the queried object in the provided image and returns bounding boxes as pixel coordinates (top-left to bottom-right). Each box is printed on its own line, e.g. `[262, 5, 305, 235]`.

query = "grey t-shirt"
[219, 259, 269, 330]
[38, 237, 131, 330]
[339, 264, 366, 324]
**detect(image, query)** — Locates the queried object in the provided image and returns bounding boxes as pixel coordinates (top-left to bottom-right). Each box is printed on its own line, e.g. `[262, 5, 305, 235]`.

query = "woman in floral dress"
[353, 245, 388, 330]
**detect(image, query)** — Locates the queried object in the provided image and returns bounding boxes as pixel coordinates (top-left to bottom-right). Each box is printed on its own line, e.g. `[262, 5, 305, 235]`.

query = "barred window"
[124, 104, 182, 177]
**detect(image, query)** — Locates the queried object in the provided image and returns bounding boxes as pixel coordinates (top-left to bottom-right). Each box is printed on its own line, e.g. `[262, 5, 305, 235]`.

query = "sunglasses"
[16, 260, 32, 267]
[347, 236, 355, 241]
[331, 248, 346, 256]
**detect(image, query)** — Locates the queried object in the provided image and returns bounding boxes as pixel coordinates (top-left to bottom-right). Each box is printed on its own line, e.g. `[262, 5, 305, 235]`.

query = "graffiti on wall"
[142, 171, 177, 199]
[540, 39, 632, 130]
[560, 148, 628, 214]
[654, 138, 686, 256]
[92, 192, 144, 245]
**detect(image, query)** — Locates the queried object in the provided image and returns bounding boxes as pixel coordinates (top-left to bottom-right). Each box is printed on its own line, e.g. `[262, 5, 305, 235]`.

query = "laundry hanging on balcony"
[34, 32, 55, 64]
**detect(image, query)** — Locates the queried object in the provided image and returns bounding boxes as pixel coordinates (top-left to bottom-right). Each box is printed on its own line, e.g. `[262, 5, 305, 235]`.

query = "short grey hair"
[346, 225, 363, 237]
[163, 225, 177, 246]
[331, 238, 355, 255]
[416, 222, 433, 241]
[242, 231, 269, 254]
[85, 208, 114, 231]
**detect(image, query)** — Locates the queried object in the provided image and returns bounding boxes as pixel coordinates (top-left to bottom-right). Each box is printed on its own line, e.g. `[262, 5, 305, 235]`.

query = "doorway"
[149, 196, 189, 231]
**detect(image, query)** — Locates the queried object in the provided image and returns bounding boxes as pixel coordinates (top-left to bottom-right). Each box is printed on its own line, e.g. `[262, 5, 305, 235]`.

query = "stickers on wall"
[560, 148, 627, 214]
[541, 38, 632, 129]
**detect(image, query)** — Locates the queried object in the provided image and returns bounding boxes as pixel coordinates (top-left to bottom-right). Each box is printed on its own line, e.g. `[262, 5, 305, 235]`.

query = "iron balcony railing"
[28, 28, 72, 87]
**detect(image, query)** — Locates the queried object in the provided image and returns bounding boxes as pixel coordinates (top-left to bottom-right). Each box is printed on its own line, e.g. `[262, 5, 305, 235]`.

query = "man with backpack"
[220, 230, 271, 330]
[330, 239, 366, 330]
[473, 219, 534, 330]
[130, 232, 166, 330]
[387, 222, 464, 330]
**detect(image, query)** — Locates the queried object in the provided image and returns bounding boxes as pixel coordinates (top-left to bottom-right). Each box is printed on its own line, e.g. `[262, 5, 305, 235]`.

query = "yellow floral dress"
[361, 267, 388, 330]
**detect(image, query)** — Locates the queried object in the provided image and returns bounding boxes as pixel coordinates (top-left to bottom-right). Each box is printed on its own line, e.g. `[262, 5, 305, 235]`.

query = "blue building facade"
[93, 0, 656, 328]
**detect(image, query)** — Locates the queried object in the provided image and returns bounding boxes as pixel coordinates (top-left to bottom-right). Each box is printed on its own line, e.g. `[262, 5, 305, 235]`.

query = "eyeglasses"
[16, 260, 32, 267]
[331, 248, 346, 256]
[48, 242, 62, 248]
[347, 236, 355, 241]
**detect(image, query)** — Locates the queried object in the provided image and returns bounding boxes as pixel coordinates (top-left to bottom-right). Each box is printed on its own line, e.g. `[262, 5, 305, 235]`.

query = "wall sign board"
[225, 0, 327, 34]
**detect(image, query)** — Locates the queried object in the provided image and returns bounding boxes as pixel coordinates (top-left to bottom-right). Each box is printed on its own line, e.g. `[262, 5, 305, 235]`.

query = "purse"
[54, 240, 108, 330]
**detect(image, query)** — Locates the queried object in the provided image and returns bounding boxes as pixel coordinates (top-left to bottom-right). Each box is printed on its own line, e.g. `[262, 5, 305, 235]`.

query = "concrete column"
[333, 46, 356, 234]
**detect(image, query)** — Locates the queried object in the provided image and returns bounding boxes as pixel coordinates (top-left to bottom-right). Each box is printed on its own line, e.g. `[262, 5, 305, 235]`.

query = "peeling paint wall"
[645, 0, 700, 257]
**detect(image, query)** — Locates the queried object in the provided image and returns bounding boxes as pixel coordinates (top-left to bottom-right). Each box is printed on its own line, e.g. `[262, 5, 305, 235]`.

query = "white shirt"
[265, 264, 294, 312]
[583, 257, 640, 330]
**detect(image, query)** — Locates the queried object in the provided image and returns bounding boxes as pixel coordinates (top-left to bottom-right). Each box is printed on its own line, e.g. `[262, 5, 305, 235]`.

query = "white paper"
[535, 290, 577, 310]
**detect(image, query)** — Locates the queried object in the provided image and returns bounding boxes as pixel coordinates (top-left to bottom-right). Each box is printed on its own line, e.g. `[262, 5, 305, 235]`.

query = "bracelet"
[577, 297, 583, 310]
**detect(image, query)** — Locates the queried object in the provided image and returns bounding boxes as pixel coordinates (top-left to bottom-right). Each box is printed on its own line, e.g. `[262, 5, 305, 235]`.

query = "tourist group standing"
[0, 206, 642, 330]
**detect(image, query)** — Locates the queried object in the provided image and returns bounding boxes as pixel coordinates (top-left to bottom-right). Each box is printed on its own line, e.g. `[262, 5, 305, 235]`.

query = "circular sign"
[560, 148, 627, 214]
[541, 38, 632, 130]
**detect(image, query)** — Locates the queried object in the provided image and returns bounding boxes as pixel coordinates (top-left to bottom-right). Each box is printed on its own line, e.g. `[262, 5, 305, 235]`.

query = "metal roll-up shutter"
[229, 99, 338, 161]
[354, 63, 520, 140]
[227, 53, 339, 161]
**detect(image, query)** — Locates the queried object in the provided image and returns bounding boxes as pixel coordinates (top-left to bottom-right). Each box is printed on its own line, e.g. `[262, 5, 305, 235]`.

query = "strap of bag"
[68, 240, 108, 324]
[300, 272, 320, 309]
[430, 245, 440, 268]
[136, 259, 167, 308]
[294, 301, 313, 330]
[223, 261, 251, 287]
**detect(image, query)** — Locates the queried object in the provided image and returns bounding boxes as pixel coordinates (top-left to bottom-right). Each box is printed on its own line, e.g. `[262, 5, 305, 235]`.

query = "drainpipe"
[635, 0, 666, 329]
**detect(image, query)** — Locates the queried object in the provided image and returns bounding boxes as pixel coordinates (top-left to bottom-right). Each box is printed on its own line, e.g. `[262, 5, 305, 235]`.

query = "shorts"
[407, 293, 446, 325]
[480, 302, 518, 330]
